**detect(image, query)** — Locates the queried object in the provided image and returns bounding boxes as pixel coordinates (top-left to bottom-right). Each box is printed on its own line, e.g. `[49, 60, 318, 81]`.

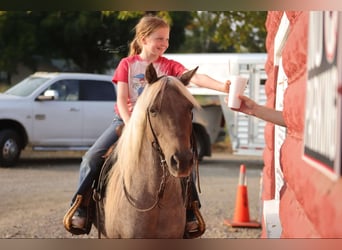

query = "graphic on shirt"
[133, 73, 145, 96]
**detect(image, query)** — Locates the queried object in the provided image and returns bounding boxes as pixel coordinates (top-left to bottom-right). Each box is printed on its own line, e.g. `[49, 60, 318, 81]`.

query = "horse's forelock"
[168, 76, 201, 109]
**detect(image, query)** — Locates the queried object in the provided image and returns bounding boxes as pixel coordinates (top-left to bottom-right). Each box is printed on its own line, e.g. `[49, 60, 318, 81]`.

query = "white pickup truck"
[0, 72, 224, 167]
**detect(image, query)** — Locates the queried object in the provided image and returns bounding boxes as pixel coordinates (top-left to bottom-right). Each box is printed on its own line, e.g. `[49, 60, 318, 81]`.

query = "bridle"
[122, 87, 197, 212]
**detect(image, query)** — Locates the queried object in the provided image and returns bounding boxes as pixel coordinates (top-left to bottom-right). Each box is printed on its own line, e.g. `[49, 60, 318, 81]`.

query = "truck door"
[79, 79, 116, 146]
[32, 79, 83, 146]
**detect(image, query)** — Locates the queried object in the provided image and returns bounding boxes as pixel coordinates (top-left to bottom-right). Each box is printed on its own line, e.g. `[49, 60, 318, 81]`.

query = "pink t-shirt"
[112, 55, 186, 115]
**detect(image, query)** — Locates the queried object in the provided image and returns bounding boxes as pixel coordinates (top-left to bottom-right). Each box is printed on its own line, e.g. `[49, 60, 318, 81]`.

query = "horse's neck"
[123, 141, 180, 199]
[126, 147, 162, 185]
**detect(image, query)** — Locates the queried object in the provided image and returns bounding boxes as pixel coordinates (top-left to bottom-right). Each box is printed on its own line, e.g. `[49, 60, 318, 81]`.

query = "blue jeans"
[72, 114, 123, 202]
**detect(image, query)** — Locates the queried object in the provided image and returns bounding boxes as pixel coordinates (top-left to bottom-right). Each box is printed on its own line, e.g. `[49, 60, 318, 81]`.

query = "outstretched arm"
[233, 95, 286, 127]
[190, 73, 230, 93]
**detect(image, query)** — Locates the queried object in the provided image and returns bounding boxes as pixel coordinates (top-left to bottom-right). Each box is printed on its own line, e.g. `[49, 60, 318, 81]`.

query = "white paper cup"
[227, 75, 248, 109]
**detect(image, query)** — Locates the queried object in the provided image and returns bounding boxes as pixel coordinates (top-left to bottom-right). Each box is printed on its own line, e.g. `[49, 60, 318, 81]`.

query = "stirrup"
[183, 201, 206, 239]
[63, 194, 92, 235]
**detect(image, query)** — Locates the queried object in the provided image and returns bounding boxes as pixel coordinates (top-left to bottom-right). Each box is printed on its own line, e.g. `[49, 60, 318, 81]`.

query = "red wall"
[263, 11, 342, 238]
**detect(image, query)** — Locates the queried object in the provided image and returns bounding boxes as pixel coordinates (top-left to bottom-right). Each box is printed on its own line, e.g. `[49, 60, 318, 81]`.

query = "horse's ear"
[179, 66, 199, 86]
[145, 63, 158, 84]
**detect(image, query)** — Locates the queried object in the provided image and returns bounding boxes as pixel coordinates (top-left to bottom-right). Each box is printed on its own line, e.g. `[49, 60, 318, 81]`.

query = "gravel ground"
[0, 150, 263, 239]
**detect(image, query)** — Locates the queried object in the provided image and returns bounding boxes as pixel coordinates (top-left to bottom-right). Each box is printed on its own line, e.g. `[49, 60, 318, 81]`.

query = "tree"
[0, 11, 266, 84]
[0, 11, 38, 83]
[114, 11, 192, 53]
[36, 11, 134, 73]
[180, 11, 267, 53]
[0, 11, 192, 84]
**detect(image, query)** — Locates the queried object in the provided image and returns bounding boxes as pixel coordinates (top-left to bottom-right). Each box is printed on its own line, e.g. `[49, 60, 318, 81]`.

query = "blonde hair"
[129, 15, 170, 56]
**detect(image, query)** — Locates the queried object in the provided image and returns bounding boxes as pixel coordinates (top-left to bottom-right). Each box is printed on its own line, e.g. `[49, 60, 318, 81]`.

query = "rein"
[121, 108, 172, 212]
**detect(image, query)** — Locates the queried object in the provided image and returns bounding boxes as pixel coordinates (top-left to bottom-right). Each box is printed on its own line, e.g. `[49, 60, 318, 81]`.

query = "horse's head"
[144, 63, 200, 178]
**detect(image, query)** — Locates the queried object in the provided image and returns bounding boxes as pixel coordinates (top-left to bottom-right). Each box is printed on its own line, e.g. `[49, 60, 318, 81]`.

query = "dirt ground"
[0, 148, 263, 239]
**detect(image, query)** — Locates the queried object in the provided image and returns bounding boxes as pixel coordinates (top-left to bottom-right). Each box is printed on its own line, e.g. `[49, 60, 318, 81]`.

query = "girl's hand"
[127, 100, 133, 113]
[223, 80, 230, 93]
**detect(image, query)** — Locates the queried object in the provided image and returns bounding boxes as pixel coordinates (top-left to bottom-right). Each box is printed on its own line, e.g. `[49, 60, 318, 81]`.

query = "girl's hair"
[129, 15, 170, 56]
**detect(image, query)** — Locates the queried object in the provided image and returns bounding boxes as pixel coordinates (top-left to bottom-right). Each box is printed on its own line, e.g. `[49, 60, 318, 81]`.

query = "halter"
[122, 77, 199, 213]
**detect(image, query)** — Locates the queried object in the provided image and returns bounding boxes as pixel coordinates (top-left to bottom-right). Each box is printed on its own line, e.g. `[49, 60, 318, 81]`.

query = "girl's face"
[142, 27, 169, 57]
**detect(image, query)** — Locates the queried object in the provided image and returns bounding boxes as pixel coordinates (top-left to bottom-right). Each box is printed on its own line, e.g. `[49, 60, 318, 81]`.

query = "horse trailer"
[165, 53, 268, 156]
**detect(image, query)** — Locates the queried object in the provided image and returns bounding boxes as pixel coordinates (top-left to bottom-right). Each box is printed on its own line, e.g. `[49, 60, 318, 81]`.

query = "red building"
[262, 11, 342, 238]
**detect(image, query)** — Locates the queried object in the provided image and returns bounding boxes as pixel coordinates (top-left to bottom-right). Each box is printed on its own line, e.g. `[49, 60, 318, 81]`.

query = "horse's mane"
[113, 76, 200, 172]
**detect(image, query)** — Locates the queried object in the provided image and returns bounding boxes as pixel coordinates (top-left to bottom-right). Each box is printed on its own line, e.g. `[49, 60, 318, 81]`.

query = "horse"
[94, 63, 202, 238]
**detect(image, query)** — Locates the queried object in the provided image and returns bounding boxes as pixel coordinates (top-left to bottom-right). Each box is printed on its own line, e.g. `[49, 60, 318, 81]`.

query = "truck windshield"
[4, 77, 50, 97]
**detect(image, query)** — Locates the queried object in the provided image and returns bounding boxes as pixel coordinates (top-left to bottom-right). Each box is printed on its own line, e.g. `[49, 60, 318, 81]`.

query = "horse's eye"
[149, 107, 158, 116]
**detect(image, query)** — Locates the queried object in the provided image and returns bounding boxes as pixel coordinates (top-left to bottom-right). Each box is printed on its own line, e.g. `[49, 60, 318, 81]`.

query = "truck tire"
[193, 125, 211, 161]
[0, 129, 21, 167]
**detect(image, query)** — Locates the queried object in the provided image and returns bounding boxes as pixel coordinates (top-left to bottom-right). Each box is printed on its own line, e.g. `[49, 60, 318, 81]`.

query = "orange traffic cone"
[224, 164, 261, 228]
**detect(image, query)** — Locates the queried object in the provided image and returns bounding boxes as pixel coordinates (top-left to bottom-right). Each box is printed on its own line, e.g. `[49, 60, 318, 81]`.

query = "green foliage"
[36, 11, 133, 73]
[114, 11, 192, 53]
[180, 11, 267, 53]
[213, 11, 267, 52]
[0, 12, 38, 76]
[0, 11, 135, 83]
[0, 11, 267, 84]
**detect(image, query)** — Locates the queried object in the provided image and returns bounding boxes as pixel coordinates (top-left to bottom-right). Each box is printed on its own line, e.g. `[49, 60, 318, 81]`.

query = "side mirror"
[36, 90, 59, 101]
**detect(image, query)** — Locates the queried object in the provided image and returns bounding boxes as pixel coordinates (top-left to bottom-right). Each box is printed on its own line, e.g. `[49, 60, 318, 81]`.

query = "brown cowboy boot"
[63, 189, 95, 235]
[183, 178, 206, 238]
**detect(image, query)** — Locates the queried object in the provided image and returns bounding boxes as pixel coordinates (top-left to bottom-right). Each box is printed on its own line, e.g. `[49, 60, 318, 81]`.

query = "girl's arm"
[116, 81, 131, 124]
[190, 73, 230, 93]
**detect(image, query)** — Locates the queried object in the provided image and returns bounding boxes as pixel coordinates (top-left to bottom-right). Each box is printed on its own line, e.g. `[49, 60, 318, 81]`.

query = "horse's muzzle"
[169, 150, 194, 177]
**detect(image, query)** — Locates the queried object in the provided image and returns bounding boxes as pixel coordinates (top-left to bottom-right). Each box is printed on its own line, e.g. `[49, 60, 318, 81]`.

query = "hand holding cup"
[227, 75, 248, 109]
